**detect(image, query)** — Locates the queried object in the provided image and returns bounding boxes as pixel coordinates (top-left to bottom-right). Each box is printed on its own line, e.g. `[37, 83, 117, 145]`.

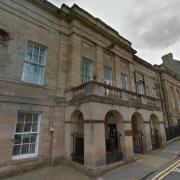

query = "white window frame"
[82, 58, 92, 83]
[135, 73, 145, 95]
[12, 111, 41, 160]
[104, 66, 112, 86]
[22, 41, 47, 85]
[121, 73, 129, 90]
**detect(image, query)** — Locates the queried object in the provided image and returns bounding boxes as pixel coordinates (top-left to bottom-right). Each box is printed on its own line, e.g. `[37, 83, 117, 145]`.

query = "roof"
[28, 0, 136, 53]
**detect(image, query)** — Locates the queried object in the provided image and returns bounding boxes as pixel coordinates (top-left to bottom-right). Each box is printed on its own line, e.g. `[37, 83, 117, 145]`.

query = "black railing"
[71, 132, 84, 164]
[106, 132, 123, 164]
[151, 129, 160, 150]
[132, 130, 144, 153]
[165, 125, 180, 141]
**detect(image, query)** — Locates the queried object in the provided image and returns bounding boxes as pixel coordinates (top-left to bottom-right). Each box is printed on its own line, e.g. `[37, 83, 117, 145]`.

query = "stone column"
[159, 122, 166, 147]
[96, 46, 104, 82]
[128, 63, 136, 92]
[114, 56, 121, 88]
[84, 120, 106, 168]
[64, 122, 72, 160]
[123, 122, 134, 159]
[67, 34, 81, 87]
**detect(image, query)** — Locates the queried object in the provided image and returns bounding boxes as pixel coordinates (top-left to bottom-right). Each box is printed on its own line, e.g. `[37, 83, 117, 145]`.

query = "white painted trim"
[12, 154, 37, 160]
[12, 112, 41, 160]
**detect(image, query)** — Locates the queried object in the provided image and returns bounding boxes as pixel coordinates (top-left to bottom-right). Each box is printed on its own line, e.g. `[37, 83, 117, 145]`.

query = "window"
[0, 29, 9, 46]
[12, 112, 40, 160]
[22, 41, 47, 84]
[135, 72, 145, 95]
[151, 87, 157, 98]
[121, 73, 129, 90]
[104, 67, 112, 85]
[82, 58, 92, 83]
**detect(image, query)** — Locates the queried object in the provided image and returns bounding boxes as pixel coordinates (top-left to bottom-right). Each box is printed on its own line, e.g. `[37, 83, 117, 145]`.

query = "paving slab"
[3, 165, 90, 180]
[2, 140, 180, 180]
[100, 161, 155, 180]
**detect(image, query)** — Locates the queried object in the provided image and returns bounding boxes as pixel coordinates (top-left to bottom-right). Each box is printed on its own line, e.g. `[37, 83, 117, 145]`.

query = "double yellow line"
[152, 159, 180, 180]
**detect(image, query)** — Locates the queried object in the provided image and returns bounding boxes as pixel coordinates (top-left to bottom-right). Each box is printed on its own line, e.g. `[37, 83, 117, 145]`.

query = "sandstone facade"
[0, 0, 175, 173]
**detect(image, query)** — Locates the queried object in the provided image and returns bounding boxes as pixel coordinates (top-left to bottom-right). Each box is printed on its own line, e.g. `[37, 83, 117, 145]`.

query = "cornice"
[159, 65, 180, 82]
[133, 55, 158, 72]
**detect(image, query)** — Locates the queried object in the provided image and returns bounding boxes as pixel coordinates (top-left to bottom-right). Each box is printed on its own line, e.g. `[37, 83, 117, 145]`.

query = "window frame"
[22, 41, 47, 85]
[121, 73, 129, 90]
[135, 72, 145, 95]
[81, 57, 93, 84]
[12, 111, 41, 160]
[104, 66, 112, 86]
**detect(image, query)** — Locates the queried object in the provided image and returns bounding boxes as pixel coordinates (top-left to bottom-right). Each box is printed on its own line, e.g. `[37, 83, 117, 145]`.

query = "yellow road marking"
[152, 159, 180, 180]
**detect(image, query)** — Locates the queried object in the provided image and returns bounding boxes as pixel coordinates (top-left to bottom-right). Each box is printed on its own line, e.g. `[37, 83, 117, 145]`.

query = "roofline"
[159, 65, 180, 82]
[61, 4, 136, 54]
[28, 1, 135, 53]
[133, 55, 157, 72]
[70, 4, 132, 45]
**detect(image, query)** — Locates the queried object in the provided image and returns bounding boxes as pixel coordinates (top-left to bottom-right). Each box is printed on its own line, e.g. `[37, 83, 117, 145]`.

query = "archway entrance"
[131, 113, 145, 154]
[150, 114, 160, 150]
[71, 110, 84, 164]
[105, 111, 123, 164]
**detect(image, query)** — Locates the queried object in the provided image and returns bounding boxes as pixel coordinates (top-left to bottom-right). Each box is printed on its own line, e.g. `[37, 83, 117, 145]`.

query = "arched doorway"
[105, 111, 124, 164]
[71, 110, 84, 164]
[150, 114, 160, 150]
[131, 113, 145, 154]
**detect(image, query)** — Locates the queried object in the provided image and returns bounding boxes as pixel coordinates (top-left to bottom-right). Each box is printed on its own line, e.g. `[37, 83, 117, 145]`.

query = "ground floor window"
[12, 111, 41, 160]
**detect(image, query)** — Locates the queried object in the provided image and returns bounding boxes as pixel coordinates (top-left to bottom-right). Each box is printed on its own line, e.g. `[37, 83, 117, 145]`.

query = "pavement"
[98, 140, 180, 180]
[3, 165, 90, 180]
[3, 139, 180, 180]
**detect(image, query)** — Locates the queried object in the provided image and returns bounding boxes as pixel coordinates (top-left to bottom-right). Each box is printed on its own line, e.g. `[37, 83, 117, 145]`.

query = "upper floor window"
[104, 66, 112, 85]
[121, 73, 129, 90]
[151, 87, 157, 98]
[12, 111, 41, 160]
[135, 72, 145, 95]
[22, 41, 47, 85]
[82, 58, 92, 83]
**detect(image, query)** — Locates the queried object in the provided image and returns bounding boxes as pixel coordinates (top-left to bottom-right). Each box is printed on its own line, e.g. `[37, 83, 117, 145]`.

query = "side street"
[3, 139, 180, 180]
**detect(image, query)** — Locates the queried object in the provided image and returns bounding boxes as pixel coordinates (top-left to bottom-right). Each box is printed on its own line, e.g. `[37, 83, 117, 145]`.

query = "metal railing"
[165, 125, 180, 141]
[71, 132, 84, 164]
[105, 132, 123, 164]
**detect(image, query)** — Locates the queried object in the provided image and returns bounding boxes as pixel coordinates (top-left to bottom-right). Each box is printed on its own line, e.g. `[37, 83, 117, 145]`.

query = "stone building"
[159, 54, 180, 140]
[0, 0, 166, 174]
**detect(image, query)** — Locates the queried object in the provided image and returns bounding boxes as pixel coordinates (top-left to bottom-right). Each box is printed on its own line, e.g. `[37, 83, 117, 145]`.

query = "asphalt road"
[152, 159, 180, 180]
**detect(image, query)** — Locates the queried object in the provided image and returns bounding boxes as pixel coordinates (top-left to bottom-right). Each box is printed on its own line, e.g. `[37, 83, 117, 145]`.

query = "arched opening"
[131, 112, 145, 154]
[150, 114, 160, 150]
[0, 29, 10, 70]
[71, 110, 84, 164]
[105, 110, 124, 164]
[0, 29, 10, 46]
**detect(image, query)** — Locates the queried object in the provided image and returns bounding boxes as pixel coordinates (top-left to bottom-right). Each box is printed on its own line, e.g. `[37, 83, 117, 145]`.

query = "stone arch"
[104, 110, 124, 163]
[71, 110, 84, 133]
[150, 114, 160, 131]
[131, 112, 146, 153]
[0, 29, 10, 46]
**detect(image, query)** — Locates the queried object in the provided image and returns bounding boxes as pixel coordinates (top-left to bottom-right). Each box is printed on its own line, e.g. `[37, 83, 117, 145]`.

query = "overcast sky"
[48, 0, 180, 65]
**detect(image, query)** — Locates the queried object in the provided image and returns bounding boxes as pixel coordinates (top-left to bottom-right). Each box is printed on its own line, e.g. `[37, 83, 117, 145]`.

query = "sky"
[48, 0, 180, 65]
